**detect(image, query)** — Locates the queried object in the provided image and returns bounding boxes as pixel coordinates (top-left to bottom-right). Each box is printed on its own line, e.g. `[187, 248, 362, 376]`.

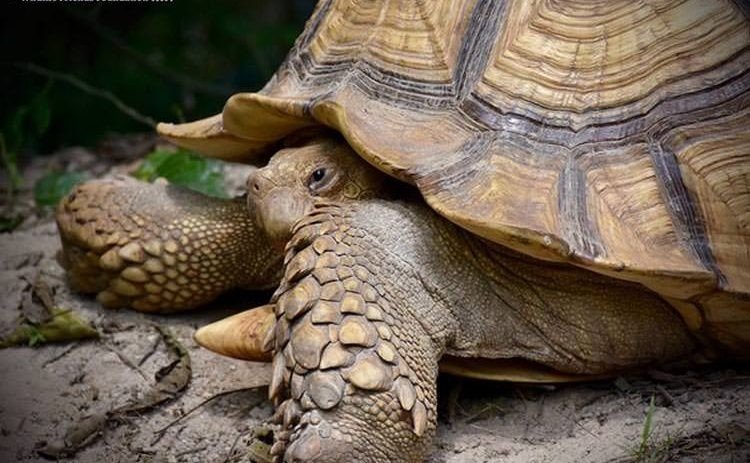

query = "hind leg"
[56, 176, 282, 312]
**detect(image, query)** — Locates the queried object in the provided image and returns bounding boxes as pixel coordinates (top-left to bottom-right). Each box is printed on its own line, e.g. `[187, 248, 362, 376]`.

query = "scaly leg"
[56, 176, 281, 312]
[266, 202, 442, 462]
[263, 199, 694, 462]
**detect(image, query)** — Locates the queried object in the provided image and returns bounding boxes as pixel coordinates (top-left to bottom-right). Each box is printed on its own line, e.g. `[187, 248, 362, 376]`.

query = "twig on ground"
[175, 445, 208, 458]
[151, 387, 264, 445]
[138, 332, 162, 366]
[104, 342, 150, 383]
[42, 344, 77, 368]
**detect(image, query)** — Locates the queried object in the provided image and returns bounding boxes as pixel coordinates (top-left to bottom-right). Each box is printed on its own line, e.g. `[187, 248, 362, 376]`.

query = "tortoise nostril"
[247, 173, 263, 195]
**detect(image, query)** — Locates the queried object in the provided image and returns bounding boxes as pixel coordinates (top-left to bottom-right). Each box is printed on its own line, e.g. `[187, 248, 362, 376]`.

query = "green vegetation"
[637, 395, 656, 458]
[629, 395, 675, 463]
[1, 0, 311, 154]
[133, 147, 228, 198]
[34, 171, 88, 207]
[0, 309, 99, 348]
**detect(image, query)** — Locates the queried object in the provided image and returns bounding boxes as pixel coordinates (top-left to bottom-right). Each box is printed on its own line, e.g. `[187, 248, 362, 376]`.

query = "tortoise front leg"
[56, 176, 282, 312]
[266, 202, 453, 463]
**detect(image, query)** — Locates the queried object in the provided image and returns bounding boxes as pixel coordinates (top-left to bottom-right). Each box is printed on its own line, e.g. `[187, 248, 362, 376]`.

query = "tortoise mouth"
[250, 186, 313, 248]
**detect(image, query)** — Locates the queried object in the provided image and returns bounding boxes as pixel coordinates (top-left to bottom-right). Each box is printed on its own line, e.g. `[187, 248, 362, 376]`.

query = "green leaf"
[637, 395, 656, 459]
[27, 325, 46, 347]
[132, 148, 227, 198]
[0, 308, 99, 348]
[34, 171, 88, 207]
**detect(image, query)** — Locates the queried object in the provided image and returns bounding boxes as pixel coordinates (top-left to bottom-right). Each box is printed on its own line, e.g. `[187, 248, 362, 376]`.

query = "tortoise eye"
[310, 168, 327, 184]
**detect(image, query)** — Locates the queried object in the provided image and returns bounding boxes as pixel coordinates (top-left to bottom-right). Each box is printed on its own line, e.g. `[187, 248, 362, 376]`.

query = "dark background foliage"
[1, 0, 313, 159]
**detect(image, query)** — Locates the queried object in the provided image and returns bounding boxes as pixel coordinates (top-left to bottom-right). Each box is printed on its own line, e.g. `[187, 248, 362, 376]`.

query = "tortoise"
[55, 0, 750, 462]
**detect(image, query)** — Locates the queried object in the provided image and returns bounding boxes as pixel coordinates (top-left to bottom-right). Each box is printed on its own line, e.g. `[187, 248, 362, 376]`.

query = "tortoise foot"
[56, 176, 280, 312]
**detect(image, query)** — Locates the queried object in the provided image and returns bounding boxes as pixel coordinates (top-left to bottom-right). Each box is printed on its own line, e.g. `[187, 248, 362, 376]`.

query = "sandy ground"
[0, 141, 748, 463]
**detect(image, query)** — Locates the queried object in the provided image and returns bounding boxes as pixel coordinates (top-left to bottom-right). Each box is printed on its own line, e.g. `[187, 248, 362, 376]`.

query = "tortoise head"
[246, 135, 386, 247]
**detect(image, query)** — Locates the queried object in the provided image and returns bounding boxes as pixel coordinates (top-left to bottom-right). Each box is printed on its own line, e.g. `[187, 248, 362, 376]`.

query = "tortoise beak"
[247, 169, 313, 248]
[253, 187, 313, 248]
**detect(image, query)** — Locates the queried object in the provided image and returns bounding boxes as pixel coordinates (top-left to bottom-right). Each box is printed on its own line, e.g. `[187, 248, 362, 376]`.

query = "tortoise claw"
[194, 305, 275, 361]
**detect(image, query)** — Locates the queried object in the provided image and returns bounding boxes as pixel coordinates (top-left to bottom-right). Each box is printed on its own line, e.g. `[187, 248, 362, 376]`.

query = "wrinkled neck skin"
[342, 199, 694, 376]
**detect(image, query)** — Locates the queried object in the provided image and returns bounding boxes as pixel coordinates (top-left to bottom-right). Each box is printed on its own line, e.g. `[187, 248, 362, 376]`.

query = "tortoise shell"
[158, 0, 750, 354]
